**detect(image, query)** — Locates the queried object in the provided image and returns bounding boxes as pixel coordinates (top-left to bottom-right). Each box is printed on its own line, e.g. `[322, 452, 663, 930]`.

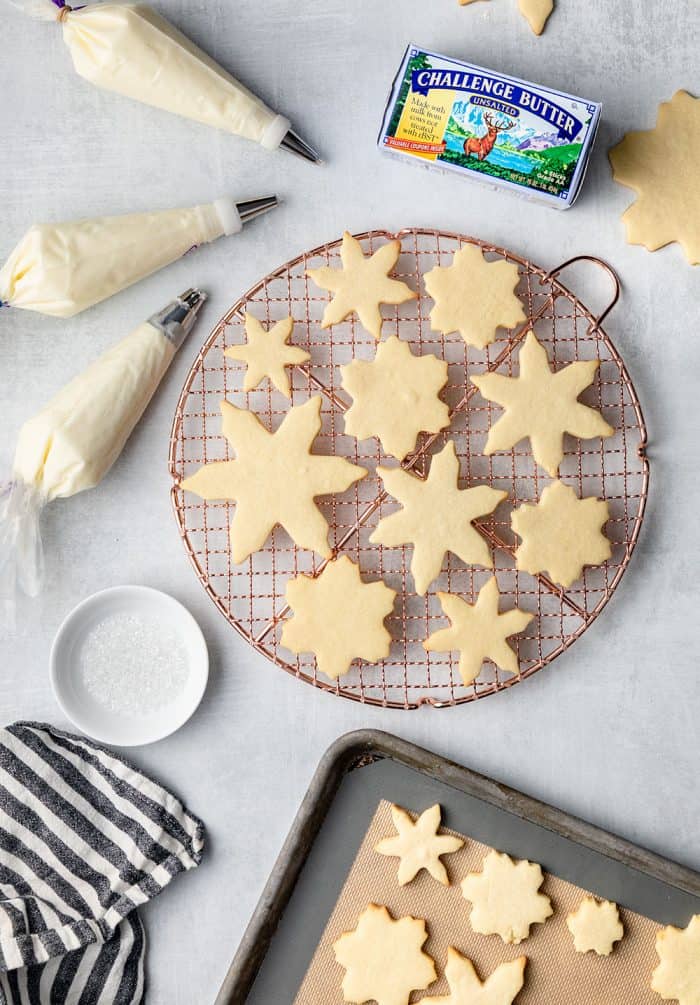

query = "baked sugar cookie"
[333, 904, 437, 1005]
[566, 897, 624, 956]
[340, 336, 449, 460]
[471, 330, 613, 477]
[609, 91, 700, 265]
[424, 578, 533, 686]
[461, 850, 553, 944]
[306, 231, 417, 339]
[424, 948, 526, 1005]
[370, 442, 507, 596]
[280, 556, 396, 681]
[652, 915, 700, 1005]
[224, 312, 310, 398]
[375, 804, 464, 886]
[518, 0, 554, 34]
[424, 244, 525, 349]
[511, 480, 611, 588]
[180, 396, 366, 563]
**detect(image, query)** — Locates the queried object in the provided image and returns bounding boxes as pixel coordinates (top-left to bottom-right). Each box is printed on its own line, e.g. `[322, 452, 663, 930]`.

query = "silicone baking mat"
[170, 230, 649, 707]
[296, 800, 661, 1003]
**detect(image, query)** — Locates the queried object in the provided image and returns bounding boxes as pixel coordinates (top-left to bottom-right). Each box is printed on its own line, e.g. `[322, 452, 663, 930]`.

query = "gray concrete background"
[1, 2, 698, 1002]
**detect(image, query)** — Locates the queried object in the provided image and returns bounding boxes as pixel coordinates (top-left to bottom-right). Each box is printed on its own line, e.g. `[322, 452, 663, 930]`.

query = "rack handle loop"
[542, 255, 621, 332]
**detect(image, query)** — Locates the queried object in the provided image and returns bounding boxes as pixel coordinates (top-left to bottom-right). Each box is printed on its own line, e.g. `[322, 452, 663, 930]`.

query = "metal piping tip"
[280, 128, 322, 164]
[236, 195, 279, 224]
[151, 288, 207, 347]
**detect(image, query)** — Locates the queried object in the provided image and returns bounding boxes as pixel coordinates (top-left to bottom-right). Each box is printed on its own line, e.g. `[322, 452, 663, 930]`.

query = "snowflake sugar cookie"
[333, 904, 437, 1005]
[280, 556, 396, 680]
[224, 312, 310, 398]
[461, 849, 553, 944]
[511, 480, 611, 588]
[424, 578, 533, 686]
[471, 330, 613, 477]
[609, 91, 700, 265]
[340, 336, 449, 460]
[566, 897, 624, 956]
[306, 231, 417, 339]
[375, 803, 464, 886]
[652, 915, 700, 1005]
[424, 948, 526, 1005]
[424, 244, 525, 349]
[180, 396, 366, 562]
[518, 0, 554, 34]
[370, 441, 507, 596]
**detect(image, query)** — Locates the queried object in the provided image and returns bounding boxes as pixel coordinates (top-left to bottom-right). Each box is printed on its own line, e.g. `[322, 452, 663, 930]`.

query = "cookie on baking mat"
[375, 803, 464, 886]
[518, 0, 554, 34]
[511, 480, 611, 588]
[651, 914, 700, 1005]
[370, 441, 507, 596]
[424, 578, 533, 686]
[306, 231, 417, 340]
[280, 556, 396, 681]
[340, 336, 449, 460]
[566, 896, 624, 956]
[471, 330, 613, 477]
[224, 312, 309, 398]
[423, 948, 526, 1005]
[333, 903, 437, 1005]
[424, 244, 525, 349]
[461, 849, 553, 944]
[180, 396, 366, 563]
[609, 91, 700, 265]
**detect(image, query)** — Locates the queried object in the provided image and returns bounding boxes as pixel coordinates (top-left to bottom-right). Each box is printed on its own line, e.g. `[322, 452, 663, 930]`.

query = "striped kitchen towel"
[0, 722, 204, 1004]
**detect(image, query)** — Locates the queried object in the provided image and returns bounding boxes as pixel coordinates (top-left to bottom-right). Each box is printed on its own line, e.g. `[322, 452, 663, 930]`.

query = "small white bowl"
[50, 586, 209, 746]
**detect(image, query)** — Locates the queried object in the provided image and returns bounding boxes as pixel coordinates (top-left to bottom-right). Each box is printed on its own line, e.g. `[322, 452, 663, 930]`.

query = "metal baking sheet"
[215, 730, 700, 1004]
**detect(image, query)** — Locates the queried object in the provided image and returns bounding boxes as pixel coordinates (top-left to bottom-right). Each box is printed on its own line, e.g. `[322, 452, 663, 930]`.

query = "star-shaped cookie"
[511, 480, 611, 588]
[471, 330, 614, 477]
[375, 804, 464, 886]
[566, 897, 624, 956]
[224, 312, 310, 398]
[609, 91, 700, 265]
[652, 915, 700, 1005]
[333, 904, 437, 1005]
[461, 850, 553, 944]
[424, 244, 526, 349]
[370, 442, 507, 596]
[180, 396, 366, 563]
[424, 948, 526, 1005]
[424, 578, 533, 686]
[518, 0, 554, 34]
[306, 231, 417, 339]
[280, 556, 396, 681]
[340, 336, 450, 460]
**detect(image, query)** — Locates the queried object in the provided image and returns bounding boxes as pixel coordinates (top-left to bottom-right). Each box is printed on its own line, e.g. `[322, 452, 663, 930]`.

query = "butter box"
[378, 44, 602, 209]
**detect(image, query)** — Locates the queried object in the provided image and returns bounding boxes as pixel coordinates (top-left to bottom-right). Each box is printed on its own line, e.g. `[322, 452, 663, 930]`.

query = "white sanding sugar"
[79, 612, 189, 716]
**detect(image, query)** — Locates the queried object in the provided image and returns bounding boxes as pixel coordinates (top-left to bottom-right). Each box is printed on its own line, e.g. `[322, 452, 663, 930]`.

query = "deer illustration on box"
[464, 112, 515, 161]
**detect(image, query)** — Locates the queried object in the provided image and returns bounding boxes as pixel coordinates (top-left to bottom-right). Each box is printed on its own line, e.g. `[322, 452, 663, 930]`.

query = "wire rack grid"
[169, 228, 649, 709]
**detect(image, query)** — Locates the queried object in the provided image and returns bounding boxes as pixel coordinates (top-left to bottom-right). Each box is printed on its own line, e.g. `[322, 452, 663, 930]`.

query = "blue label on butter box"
[379, 45, 602, 209]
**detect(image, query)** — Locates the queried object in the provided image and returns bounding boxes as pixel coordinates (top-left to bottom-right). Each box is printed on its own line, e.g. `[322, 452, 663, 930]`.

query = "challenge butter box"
[378, 44, 602, 209]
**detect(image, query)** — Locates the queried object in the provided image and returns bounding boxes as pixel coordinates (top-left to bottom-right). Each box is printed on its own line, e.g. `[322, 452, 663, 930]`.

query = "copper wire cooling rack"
[169, 229, 649, 709]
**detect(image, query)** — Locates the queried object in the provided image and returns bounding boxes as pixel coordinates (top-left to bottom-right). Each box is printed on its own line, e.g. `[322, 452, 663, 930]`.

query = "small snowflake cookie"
[375, 804, 464, 886]
[333, 904, 437, 1005]
[651, 915, 700, 1005]
[224, 312, 310, 398]
[518, 0, 554, 34]
[423, 948, 526, 1005]
[306, 231, 417, 339]
[340, 336, 450, 460]
[566, 896, 624, 956]
[461, 849, 553, 944]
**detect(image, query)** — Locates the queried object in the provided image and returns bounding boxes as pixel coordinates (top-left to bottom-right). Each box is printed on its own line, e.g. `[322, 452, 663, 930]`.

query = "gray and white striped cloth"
[0, 722, 204, 1004]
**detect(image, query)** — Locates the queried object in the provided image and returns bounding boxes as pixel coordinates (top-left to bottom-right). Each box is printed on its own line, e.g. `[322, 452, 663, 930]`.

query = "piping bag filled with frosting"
[0, 288, 205, 623]
[6, 1, 320, 162]
[0, 194, 277, 317]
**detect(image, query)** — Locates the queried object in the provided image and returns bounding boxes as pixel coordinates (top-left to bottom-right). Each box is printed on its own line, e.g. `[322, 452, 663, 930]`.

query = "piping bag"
[7, 1, 320, 162]
[0, 288, 205, 622]
[0, 195, 277, 318]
